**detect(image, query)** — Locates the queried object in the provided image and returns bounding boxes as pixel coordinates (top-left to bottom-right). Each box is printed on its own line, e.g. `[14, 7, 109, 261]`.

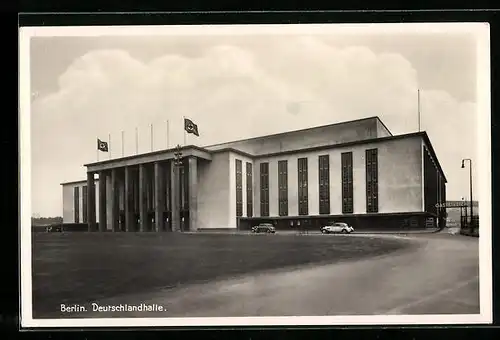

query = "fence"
[460, 215, 479, 237]
[461, 215, 479, 228]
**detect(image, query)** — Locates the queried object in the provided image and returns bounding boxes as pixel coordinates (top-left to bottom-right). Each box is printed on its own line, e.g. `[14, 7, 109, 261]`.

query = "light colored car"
[320, 222, 354, 234]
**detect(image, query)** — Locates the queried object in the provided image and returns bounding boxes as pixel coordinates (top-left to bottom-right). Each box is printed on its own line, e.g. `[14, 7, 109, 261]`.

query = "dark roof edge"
[83, 144, 209, 167]
[60, 179, 98, 186]
[203, 116, 380, 149]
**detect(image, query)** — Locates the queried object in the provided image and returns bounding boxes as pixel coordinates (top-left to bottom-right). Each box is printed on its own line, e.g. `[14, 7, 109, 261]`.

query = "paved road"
[76, 232, 479, 317]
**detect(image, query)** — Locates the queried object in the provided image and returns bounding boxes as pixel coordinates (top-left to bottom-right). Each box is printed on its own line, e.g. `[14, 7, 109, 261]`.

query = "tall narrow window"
[366, 148, 378, 213]
[74, 186, 80, 223]
[298, 157, 309, 215]
[318, 155, 330, 214]
[341, 152, 354, 213]
[260, 162, 269, 216]
[246, 162, 253, 217]
[82, 185, 88, 223]
[278, 160, 288, 216]
[235, 159, 243, 217]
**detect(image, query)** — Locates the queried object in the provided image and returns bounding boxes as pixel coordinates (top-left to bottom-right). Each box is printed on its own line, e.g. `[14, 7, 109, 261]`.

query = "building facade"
[61, 117, 447, 231]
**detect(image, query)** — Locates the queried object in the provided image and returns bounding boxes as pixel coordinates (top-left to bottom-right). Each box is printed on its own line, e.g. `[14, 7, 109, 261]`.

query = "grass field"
[31, 232, 412, 318]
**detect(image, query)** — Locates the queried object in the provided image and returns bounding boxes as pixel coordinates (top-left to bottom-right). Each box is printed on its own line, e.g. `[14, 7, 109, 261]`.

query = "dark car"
[251, 223, 276, 233]
[46, 224, 63, 232]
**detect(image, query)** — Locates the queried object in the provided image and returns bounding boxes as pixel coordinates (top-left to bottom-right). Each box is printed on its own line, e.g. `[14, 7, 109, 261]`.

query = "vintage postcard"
[19, 22, 492, 328]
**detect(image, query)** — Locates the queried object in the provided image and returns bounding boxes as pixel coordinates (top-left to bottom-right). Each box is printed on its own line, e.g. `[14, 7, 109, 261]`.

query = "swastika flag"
[97, 139, 109, 152]
[184, 118, 199, 136]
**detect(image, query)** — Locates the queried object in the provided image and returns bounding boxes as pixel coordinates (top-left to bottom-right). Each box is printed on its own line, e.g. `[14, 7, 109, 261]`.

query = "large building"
[61, 116, 447, 232]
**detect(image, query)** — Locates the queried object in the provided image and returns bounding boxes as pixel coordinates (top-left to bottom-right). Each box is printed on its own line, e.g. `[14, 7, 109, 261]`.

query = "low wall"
[32, 225, 50, 233]
[32, 223, 89, 232]
[238, 213, 437, 231]
[460, 226, 479, 237]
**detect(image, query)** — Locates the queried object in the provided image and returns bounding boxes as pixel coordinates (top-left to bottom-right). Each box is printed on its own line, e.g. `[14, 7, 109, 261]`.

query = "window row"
[249, 149, 379, 217]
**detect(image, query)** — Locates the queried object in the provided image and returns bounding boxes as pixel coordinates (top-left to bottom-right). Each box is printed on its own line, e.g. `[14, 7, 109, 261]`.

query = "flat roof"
[203, 116, 388, 150]
[60, 179, 96, 186]
[248, 131, 446, 182]
[82, 116, 389, 169]
[63, 128, 446, 185]
[84, 144, 211, 167]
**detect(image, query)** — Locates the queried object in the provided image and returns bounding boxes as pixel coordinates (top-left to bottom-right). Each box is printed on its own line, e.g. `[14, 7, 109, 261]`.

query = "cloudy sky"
[27, 25, 484, 217]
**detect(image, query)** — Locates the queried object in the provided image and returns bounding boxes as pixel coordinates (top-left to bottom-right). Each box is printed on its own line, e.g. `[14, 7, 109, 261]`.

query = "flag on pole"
[184, 118, 199, 136]
[183, 116, 187, 145]
[97, 139, 109, 152]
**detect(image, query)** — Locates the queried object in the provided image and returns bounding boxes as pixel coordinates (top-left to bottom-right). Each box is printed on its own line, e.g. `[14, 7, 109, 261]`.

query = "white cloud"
[30, 36, 478, 216]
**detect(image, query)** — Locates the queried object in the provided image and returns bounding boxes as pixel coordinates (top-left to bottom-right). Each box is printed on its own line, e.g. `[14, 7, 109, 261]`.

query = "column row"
[86, 157, 198, 232]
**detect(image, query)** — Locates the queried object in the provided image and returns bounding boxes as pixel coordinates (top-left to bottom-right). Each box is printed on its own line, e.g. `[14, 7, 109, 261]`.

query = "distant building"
[61, 116, 447, 231]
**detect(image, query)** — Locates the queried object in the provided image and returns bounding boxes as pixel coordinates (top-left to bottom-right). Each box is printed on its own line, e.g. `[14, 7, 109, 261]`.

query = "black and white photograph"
[19, 23, 492, 327]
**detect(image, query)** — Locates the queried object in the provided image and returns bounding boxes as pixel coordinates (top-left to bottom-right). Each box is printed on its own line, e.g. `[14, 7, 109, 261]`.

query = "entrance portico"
[85, 146, 211, 232]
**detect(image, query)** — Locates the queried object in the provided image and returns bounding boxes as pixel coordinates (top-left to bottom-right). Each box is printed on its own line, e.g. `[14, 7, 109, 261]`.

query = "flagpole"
[135, 127, 139, 155]
[108, 133, 111, 159]
[183, 116, 187, 146]
[97, 137, 99, 162]
[150, 123, 154, 152]
[121, 130, 124, 157]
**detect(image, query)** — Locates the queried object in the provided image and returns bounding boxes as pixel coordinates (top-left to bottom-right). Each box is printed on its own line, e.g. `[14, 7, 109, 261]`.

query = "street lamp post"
[461, 158, 473, 226]
[460, 196, 465, 228]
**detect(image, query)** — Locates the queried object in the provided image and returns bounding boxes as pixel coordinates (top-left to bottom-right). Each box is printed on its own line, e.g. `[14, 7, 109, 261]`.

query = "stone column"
[171, 161, 180, 232]
[154, 162, 165, 232]
[139, 164, 149, 232]
[98, 171, 107, 232]
[86, 172, 96, 231]
[164, 163, 171, 230]
[124, 166, 135, 232]
[110, 168, 120, 232]
[188, 157, 198, 231]
[119, 171, 125, 231]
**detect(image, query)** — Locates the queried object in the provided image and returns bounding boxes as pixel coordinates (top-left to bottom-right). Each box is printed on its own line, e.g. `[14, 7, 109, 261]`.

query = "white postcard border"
[19, 22, 492, 328]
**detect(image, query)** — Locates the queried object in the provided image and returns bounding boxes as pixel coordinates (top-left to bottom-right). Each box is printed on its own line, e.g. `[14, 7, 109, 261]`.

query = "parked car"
[320, 222, 354, 234]
[251, 223, 276, 234]
[46, 224, 63, 232]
